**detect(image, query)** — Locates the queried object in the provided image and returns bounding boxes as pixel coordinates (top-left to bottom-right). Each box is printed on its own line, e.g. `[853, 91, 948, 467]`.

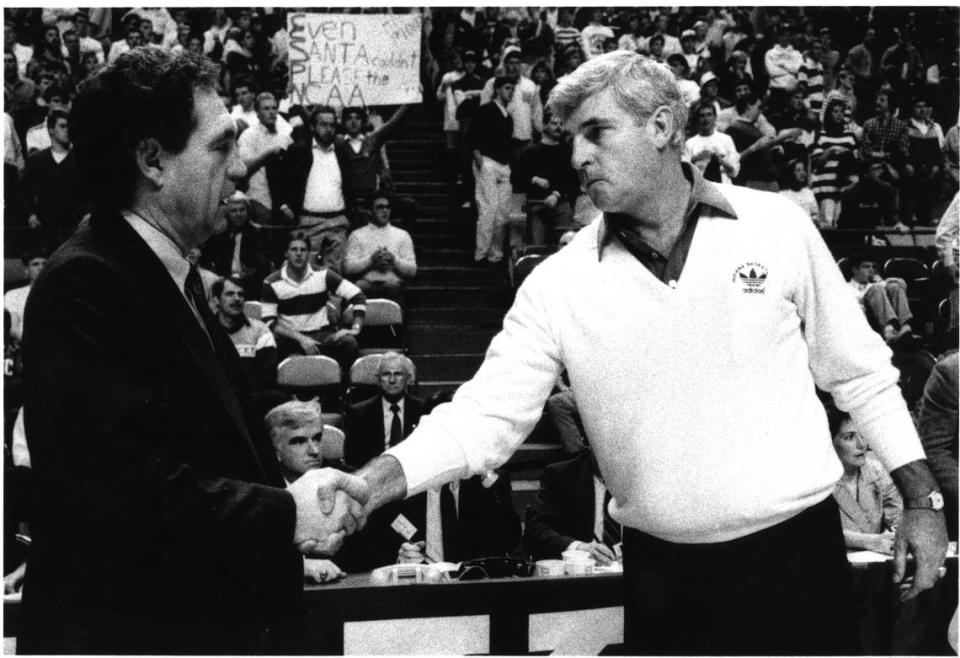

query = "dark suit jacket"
[344, 394, 423, 469]
[276, 138, 353, 217]
[19, 211, 303, 654]
[200, 221, 268, 279]
[523, 451, 597, 560]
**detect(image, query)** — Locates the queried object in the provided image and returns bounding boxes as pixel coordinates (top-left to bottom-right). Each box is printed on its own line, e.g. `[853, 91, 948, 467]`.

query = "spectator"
[107, 21, 142, 64]
[846, 252, 914, 345]
[530, 60, 556, 107]
[263, 399, 345, 584]
[769, 89, 816, 165]
[4, 51, 36, 116]
[261, 233, 365, 371]
[685, 102, 740, 184]
[203, 8, 232, 60]
[338, 103, 411, 219]
[718, 50, 754, 102]
[918, 352, 959, 540]
[438, 49, 467, 183]
[617, 13, 645, 54]
[764, 23, 803, 102]
[903, 96, 945, 225]
[513, 109, 581, 245]
[523, 447, 619, 566]
[823, 69, 859, 130]
[845, 27, 879, 88]
[213, 275, 277, 392]
[649, 13, 682, 57]
[557, 43, 584, 78]
[780, 159, 820, 225]
[29, 24, 68, 80]
[726, 93, 780, 191]
[238, 91, 292, 226]
[646, 33, 667, 65]
[481, 47, 542, 164]
[5, 19, 32, 78]
[862, 90, 910, 181]
[829, 409, 902, 554]
[71, 11, 104, 64]
[945, 119, 959, 192]
[818, 27, 842, 91]
[798, 39, 826, 118]
[3, 249, 47, 343]
[200, 191, 269, 300]
[468, 75, 515, 264]
[24, 84, 71, 155]
[880, 29, 925, 90]
[3, 112, 24, 225]
[579, 7, 615, 61]
[666, 54, 700, 107]
[839, 158, 901, 231]
[344, 351, 423, 470]
[552, 7, 580, 61]
[278, 106, 350, 272]
[679, 30, 702, 77]
[716, 80, 776, 136]
[21, 109, 85, 251]
[451, 50, 486, 206]
[343, 192, 417, 305]
[810, 99, 860, 227]
[230, 77, 259, 131]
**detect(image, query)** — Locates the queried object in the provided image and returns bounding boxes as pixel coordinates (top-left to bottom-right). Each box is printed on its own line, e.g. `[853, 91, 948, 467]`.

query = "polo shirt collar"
[280, 262, 315, 285]
[597, 161, 737, 261]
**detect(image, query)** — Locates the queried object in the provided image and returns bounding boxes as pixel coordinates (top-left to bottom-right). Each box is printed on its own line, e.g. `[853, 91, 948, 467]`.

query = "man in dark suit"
[19, 48, 367, 654]
[200, 191, 270, 299]
[523, 449, 618, 565]
[344, 351, 423, 469]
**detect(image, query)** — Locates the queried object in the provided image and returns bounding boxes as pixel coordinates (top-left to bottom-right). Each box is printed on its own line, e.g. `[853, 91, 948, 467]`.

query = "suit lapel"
[93, 213, 265, 475]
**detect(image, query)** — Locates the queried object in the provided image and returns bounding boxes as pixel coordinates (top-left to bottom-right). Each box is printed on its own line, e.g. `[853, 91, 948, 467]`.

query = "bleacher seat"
[321, 425, 346, 462]
[347, 352, 417, 404]
[276, 355, 343, 423]
[883, 257, 930, 286]
[243, 301, 262, 320]
[358, 298, 403, 354]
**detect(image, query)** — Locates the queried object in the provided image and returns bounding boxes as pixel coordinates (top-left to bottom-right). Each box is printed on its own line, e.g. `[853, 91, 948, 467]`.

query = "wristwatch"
[904, 490, 945, 511]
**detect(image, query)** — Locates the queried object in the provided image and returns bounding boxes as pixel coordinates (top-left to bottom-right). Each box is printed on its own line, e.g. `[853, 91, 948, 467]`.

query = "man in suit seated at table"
[344, 351, 423, 469]
[523, 446, 619, 566]
[265, 399, 346, 584]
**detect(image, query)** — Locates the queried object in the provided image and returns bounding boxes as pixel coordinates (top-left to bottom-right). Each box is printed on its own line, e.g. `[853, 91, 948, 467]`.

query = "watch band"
[904, 490, 945, 511]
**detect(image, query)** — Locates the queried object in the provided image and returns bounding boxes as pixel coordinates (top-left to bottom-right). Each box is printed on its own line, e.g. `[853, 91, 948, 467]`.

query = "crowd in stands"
[3, 6, 959, 594]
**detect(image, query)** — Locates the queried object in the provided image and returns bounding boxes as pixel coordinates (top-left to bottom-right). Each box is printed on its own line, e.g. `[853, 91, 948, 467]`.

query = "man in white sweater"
[335, 52, 947, 654]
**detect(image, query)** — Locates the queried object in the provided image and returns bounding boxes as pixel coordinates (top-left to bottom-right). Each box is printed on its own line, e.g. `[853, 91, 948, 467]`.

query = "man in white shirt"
[230, 78, 259, 132]
[238, 91, 292, 226]
[684, 102, 739, 184]
[765, 23, 803, 107]
[4, 250, 47, 342]
[107, 22, 142, 64]
[203, 8, 232, 58]
[343, 192, 417, 305]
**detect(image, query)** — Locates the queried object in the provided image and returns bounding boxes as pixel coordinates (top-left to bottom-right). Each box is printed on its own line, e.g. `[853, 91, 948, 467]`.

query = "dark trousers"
[621, 495, 859, 655]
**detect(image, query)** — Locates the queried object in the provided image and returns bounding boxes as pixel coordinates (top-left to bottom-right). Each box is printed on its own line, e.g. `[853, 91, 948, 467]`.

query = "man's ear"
[135, 137, 165, 188]
[648, 105, 678, 149]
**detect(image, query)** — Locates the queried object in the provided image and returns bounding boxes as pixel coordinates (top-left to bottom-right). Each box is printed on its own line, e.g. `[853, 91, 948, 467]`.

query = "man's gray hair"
[264, 399, 322, 442]
[547, 50, 688, 148]
[377, 350, 412, 378]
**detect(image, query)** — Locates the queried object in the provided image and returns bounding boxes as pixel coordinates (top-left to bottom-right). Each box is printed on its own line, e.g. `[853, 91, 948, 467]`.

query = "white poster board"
[287, 12, 422, 107]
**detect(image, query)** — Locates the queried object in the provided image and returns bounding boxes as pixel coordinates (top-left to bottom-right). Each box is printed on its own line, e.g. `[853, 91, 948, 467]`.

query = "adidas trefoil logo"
[732, 262, 769, 294]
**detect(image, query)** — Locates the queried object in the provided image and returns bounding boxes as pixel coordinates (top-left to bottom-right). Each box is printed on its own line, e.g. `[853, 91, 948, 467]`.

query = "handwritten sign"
[288, 12, 422, 108]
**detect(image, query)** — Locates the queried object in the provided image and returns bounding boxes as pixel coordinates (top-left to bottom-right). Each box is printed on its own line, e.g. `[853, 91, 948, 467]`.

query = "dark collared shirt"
[598, 162, 738, 284]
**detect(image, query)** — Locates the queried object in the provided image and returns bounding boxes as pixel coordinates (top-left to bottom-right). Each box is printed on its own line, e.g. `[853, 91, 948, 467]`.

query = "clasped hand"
[290, 468, 369, 556]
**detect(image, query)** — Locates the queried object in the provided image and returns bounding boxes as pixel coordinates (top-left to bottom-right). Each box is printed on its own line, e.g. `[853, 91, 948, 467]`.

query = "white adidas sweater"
[389, 183, 923, 544]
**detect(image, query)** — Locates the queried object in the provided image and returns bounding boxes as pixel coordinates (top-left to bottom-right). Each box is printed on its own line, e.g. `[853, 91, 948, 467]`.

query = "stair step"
[415, 247, 475, 266]
[415, 232, 474, 248]
[406, 285, 512, 307]
[407, 306, 507, 326]
[411, 353, 485, 381]
[414, 266, 496, 286]
[406, 324, 499, 353]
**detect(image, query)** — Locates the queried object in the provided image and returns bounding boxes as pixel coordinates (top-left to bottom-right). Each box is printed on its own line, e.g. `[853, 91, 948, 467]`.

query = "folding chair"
[347, 353, 417, 404]
[321, 425, 346, 463]
[243, 301, 263, 320]
[359, 298, 404, 355]
[276, 355, 343, 423]
[883, 257, 930, 286]
[513, 253, 548, 288]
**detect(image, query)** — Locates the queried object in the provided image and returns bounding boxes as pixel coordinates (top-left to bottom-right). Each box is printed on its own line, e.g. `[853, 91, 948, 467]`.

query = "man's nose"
[570, 134, 591, 173]
[307, 441, 321, 455]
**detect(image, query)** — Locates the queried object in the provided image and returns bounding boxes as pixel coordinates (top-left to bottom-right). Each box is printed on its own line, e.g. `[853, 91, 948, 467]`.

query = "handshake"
[289, 468, 370, 555]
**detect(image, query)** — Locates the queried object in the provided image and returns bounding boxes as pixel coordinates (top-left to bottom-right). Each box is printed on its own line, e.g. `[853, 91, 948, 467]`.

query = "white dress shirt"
[302, 142, 345, 213]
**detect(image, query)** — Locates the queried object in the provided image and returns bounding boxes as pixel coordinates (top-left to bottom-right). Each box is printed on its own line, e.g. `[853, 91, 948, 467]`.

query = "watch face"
[931, 491, 945, 510]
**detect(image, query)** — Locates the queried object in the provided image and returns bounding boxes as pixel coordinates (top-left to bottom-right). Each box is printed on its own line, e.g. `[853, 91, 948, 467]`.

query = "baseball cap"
[681, 29, 696, 40]
[699, 71, 718, 85]
[502, 45, 522, 60]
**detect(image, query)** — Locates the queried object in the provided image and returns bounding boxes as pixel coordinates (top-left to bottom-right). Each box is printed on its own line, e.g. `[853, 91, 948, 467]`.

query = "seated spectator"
[21, 109, 85, 252]
[716, 80, 776, 136]
[616, 13, 645, 54]
[261, 233, 365, 372]
[263, 399, 345, 584]
[107, 21, 143, 64]
[679, 29, 703, 78]
[696, 71, 728, 118]
[238, 91, 292, 228]
[718, 50, 754, 103]
[523, 445, 619, 566]
[24, 84, 71, 155]
[4, 51, 36, 117]
[902, 96, 945, 226]
[344, 351, 422, 469]
[203, 8, 232, 59]
[846, 252, 914, 346]
[798, 39, 826, 118]
[726, 93, 780, 191]
[666, 54, 700, 107]
[648, 13, 681, 57]
[579, 7, 615, 61]
[277, 106, 350, 273]
[338, 103, 411, 221]
[862, 90, 910, 182]
[512, 109, 580, 245]
[200, 191, 270, 299]
[213, 276, 277, 392]
[918, 352, 958, 540]
[343, 192, 416, 304]
[4, 249, 47, 343]
[530, 60, 556, 107]
[839, 158, 901, 231]
[769, 89, 815, 165]
[829, 409, 902, 554]
[822, 69, 859, 131]
[779, 159, 820, 225]
[685, 102, 740, 184]
[810, 99, 860, 227]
